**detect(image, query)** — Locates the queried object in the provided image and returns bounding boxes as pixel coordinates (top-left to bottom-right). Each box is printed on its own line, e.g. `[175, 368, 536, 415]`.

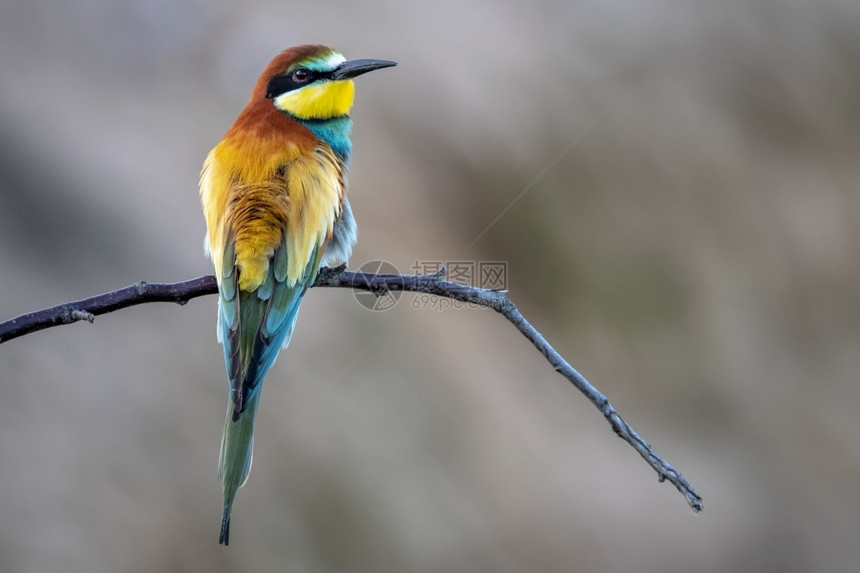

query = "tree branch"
[0, 266, 703, 512]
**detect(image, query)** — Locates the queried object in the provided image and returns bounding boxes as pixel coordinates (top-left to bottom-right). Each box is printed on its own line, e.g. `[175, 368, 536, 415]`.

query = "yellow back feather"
[200, 138, 343, 290]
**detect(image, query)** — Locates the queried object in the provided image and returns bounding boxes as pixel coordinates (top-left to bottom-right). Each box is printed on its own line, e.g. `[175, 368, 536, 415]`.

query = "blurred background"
[1, 0, 859, 571]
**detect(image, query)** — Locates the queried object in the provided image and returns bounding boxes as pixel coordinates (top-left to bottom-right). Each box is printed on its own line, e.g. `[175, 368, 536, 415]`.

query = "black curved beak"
[331, 59, 397, 80]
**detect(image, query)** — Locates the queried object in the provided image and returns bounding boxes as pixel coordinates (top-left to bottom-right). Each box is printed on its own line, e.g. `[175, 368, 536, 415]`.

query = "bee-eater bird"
[199, 45, 395, 545]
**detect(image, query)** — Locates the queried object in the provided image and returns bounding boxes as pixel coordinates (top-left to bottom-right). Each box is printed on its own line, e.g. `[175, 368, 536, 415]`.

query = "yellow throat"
[274, 80, 355, 120]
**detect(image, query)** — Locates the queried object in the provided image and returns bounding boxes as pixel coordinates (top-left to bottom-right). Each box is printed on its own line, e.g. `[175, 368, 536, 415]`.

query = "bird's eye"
[292, 68, 310, 83]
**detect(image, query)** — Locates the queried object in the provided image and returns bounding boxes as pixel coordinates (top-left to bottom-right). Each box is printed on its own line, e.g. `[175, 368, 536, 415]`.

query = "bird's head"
[256, 45, 396, 121]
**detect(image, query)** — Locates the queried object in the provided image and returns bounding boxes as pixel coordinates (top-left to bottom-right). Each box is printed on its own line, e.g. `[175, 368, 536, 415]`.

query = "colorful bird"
[199, 45, 395, 545]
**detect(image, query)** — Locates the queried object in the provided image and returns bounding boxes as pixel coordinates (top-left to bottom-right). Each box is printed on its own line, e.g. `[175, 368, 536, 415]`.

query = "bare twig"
[0, 276, 218, 343]
[0, 266, 703, 512]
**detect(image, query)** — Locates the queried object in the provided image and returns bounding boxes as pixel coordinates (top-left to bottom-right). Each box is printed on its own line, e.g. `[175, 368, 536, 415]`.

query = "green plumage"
[218, 391, 259, 546]
[217, 242, 321, 545]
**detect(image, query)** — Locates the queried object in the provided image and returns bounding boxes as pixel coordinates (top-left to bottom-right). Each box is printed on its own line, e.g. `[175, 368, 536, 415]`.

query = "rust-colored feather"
[249, 45, 336, 101]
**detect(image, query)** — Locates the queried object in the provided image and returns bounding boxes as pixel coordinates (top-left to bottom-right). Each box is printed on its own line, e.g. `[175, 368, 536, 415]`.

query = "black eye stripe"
[265, 68, 332, 99]
[266, 75, 294, 98]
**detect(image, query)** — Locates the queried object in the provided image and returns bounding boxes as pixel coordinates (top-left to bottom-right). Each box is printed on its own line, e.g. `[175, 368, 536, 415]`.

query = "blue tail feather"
[216, 243, 321, 543]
